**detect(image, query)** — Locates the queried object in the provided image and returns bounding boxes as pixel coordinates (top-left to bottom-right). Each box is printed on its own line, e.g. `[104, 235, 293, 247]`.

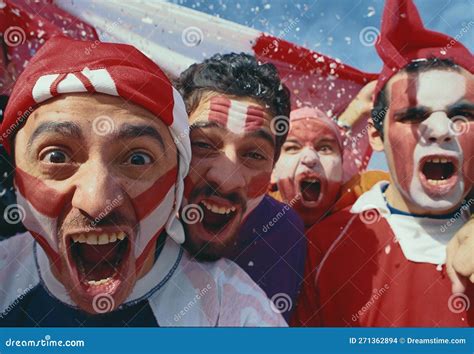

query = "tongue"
[301, 181, 321, 202]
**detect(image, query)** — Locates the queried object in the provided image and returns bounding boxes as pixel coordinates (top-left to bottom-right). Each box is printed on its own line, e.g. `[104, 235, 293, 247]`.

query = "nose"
[300, 147, 319, 169]
[71, 160, 124, 220]
[205, 149, 245, 195]
[419, 112, 454, 145]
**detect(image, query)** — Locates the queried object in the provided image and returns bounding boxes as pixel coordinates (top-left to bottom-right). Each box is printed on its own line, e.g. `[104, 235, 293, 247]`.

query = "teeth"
[87, 277, 112, 286]
[201, 200, 235, 215]
[117, 232, 126, 241]
[427, 157, 451, 164]
[72, 232, 127, 245]
[304, 178, 319, 183]
[427, 179, 449, 185]
[86, 234, 98, 245]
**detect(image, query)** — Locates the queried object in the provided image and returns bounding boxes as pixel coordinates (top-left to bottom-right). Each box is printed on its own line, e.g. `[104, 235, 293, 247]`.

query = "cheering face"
[183, 93, 275, 259]
[13, 94, 178, 314]
[383, 68, 474, 214]
[273, 118, 343, 226]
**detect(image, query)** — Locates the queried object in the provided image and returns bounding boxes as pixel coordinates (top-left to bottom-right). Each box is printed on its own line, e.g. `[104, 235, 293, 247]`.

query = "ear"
[367, 117, 384, 152]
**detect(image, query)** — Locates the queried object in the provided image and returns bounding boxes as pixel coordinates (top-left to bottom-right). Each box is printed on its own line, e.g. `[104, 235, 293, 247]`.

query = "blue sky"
[172, 0, 473, 170]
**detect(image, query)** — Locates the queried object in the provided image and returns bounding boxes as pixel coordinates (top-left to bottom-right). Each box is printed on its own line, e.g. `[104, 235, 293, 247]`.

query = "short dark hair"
[175, 53, 291, 161]
[372, 58, 460, 139]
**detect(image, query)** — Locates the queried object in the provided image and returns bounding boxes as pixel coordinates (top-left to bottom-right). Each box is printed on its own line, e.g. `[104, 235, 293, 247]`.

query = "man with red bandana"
[293, 0, 474, 327]
[0, 37, 286, 326]
[175, 53, 306, 322]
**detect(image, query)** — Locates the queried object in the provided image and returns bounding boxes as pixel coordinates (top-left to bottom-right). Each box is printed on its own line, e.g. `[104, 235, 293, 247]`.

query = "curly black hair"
[175, 53, 291, 161]
[372, 58, 460, 139]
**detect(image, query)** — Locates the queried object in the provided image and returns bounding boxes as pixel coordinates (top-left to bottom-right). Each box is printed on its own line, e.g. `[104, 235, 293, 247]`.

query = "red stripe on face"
[135, 227, 165, 272]
[183, 175, 196, 200]
[15, 168, 71, 218]
[208, 96, 231, 126]
[74, 72, 96, 93]
[391, 74, 418, 113]
[244, 105, 266, 132]
[131, 167, 178, 220]
[247, 171, 271, 198]
[30, 230, 61, 269]
[50, 73, 68, 97]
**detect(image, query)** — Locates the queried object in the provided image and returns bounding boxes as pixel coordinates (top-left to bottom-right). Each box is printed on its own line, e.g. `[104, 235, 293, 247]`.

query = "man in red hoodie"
[293, 0, 473, 327]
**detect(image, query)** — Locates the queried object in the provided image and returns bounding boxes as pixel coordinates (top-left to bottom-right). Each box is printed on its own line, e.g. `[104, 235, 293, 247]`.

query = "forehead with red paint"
[287, 118, 342, 152]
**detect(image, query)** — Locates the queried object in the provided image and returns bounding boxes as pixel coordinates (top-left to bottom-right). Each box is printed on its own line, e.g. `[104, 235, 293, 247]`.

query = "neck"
[385, 183, 461, 216]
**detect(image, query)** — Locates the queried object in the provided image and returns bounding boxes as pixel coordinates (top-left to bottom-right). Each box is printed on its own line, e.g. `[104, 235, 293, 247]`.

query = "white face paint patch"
[208, 96, 267, 135]
[386, 70, 474, 213]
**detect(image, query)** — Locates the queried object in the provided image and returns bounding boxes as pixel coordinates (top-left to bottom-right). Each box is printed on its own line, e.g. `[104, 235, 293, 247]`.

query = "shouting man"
[176, 53, 306, 321]
[293, 0, 474, 327]
[0, 37, 285, 327]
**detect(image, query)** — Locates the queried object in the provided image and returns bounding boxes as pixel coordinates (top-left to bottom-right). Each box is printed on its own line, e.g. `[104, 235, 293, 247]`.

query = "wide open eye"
[40, 150, 70, 164]
[125, 152, 153, 166]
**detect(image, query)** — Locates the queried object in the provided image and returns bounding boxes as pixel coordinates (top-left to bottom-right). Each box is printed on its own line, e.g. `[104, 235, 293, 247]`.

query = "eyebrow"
[28, 121, 83, 150]
[189, 121, 221, 131]
[393, 106, 430, 119]
[114, 124, 165, 149]
[447, 102, 474, 112]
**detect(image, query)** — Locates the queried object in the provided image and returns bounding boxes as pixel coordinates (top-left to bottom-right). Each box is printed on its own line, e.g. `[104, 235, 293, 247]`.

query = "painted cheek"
[276, 177, 298, 202]
[319, 154, 342, 182]
[14, 168, 74, 266]
[273, 154, 300, 180]
[131, 166, 177, 220]
[247, 171, 272, 199]
[15, 167, 74, 218]
[387, 119, 418, 193]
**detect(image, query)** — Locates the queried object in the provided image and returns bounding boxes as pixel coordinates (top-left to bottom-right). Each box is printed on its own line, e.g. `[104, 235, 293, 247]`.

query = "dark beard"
[182, 223, 240, 262]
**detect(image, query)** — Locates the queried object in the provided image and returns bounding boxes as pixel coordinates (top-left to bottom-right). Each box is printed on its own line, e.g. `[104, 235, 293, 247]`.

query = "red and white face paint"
[385, 69, 474, 213]
[182, 94, 275, 259]
[272, 113, 344, 227]
[208, 96, 267, 135]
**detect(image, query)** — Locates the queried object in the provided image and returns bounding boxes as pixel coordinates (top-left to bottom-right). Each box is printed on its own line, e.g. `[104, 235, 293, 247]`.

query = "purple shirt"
[229, 195, 306, 322]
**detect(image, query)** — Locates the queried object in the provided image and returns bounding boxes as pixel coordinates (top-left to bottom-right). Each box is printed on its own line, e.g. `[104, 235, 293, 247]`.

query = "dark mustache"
[59, 210, 137, 233]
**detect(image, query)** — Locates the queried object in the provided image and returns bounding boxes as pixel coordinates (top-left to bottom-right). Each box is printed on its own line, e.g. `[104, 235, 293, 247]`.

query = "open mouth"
[67, 231, 131, 294]
[198, 199, 238, 235]
[419, 156, 459, 195]
[299, 177, 322, 204]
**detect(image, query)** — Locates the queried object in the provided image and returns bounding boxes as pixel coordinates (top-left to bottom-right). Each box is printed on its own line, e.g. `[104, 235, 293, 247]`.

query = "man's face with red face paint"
[382, 68, 474, 214]
[13, 93, 177, 314]
[272, 118, 343, 226]
[182, 92, 275, 260]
